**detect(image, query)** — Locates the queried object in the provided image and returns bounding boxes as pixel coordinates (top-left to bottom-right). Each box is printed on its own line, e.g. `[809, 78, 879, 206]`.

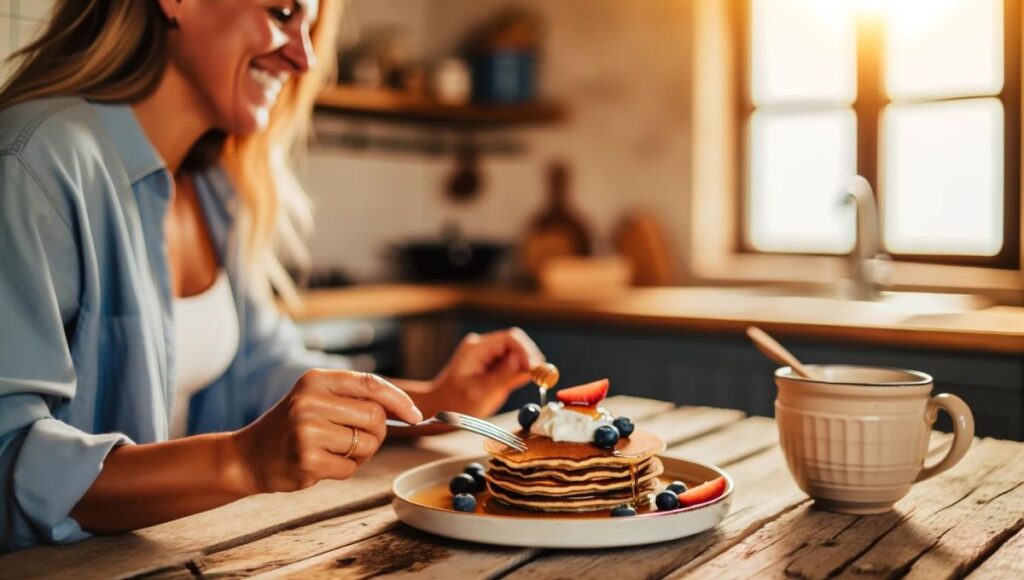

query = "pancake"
[484, 429, 665, 469]
[487, 457, 657, 482]
[485, 457, 663, 496]
[483, 427, 666, 512]
[487, 478, 659, 512]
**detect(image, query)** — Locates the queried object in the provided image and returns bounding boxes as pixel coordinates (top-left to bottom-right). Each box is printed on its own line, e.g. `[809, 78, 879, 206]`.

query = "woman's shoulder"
[0, 96, 98, 156]
[0, 97, 140, 221]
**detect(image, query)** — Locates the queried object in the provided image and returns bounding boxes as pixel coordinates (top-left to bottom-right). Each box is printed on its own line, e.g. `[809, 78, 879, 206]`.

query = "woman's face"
[165, 0, 320, 134]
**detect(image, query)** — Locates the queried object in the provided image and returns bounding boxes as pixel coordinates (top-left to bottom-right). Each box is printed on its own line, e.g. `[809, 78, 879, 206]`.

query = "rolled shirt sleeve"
[0, 153, 131, 551]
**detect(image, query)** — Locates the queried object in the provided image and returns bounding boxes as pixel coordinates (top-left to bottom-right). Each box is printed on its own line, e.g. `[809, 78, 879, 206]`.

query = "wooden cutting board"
[613, 211, 676, 286]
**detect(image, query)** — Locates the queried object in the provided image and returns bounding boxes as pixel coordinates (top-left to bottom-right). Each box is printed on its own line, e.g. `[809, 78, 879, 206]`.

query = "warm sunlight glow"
[749, 110, 857, 253]
[883, 99, 1004, 256]
[751, 0, 857, 105]
[886, 0, 1002, 100]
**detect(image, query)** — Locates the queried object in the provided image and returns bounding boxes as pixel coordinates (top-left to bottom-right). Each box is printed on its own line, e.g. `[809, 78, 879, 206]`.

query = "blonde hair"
[0, 0, 342, 304]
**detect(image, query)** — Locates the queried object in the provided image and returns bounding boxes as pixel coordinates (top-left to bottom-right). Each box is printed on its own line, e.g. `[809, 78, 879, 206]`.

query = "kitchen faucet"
[841, 176, 891, 301]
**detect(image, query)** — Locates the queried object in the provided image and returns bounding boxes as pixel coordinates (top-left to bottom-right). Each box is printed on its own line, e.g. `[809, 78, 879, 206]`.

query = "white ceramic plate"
[391, 454, 733, 549]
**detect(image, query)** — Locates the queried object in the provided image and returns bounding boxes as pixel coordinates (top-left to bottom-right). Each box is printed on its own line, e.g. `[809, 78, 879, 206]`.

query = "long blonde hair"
[0, 0, 342, 304]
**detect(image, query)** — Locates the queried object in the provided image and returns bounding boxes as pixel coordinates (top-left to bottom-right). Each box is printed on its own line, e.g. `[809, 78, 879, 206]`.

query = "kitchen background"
[304, 0, 692, 283]
[2, 1, 1023, 440]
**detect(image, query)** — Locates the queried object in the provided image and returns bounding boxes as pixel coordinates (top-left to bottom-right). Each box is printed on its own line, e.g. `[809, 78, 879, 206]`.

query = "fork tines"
[437, 411, 528, 452]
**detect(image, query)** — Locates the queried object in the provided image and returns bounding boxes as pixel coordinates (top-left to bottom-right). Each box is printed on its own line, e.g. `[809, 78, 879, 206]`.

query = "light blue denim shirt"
[0, 97, 342, 551]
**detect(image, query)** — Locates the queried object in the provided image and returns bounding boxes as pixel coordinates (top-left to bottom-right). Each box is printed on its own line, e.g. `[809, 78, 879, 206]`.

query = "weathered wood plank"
[968, 525, 1024, 579]
[145, 506, 399, 580]
[262, 527, 541, 580]
[254, 415, 775, 579]
[663, 415, 777, 466]
[669, 437, 1024, 580]
[642, 406, 746, 445]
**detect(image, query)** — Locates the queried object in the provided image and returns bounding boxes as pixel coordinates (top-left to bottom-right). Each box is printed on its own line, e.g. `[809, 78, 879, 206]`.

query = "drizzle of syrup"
[628, 463, 640, 508]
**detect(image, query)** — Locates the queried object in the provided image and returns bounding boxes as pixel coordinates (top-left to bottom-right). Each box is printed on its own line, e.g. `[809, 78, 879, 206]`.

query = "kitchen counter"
[285, 284, 1024, 355]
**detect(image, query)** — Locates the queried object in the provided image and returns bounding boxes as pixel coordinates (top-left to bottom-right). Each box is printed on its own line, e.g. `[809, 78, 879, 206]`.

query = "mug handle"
[915, 393, 975, 483]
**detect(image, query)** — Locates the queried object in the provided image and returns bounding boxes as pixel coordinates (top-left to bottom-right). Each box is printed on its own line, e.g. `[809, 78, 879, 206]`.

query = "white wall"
[303, 0, 695, 281]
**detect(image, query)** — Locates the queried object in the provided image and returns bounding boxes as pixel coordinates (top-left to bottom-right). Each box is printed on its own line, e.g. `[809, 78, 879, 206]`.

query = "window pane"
[749, 109, 857, 253]
[883, 98, 1003, 256]
[751, 0, 856, 105]
[886, 0, 1003, 100]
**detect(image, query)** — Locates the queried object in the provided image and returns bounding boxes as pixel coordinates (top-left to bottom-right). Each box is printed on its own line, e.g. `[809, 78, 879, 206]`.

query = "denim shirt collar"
[89, 102, 166, 185]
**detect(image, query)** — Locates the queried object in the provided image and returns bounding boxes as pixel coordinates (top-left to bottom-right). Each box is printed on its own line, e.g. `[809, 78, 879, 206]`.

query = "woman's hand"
[416, 328, 546, 419]
[228, 370, 423, 494]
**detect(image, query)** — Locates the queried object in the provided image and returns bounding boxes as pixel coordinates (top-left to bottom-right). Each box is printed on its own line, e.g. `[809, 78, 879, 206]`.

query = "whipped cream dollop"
[529, 402, 613, 443]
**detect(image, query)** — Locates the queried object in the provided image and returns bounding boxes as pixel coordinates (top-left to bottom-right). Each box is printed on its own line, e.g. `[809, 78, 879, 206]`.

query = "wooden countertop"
[284, 284, 1024, 354]
[6, 397, 1022, 578]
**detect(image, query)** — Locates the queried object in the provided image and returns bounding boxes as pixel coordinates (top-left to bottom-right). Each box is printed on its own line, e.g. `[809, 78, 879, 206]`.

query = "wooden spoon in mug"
[746, 326, 815, 379]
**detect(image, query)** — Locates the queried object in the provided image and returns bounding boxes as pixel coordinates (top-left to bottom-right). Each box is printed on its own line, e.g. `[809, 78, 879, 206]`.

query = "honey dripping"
[531, 363, 560, 406]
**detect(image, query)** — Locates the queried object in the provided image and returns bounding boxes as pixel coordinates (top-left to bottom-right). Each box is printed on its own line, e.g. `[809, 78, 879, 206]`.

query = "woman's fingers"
[473, 328, 546, 373]
[298, 448, 359, 484]
[304, 370, 423, 424]
[301, 417, 382, 459]
[291, 394, 388, 442]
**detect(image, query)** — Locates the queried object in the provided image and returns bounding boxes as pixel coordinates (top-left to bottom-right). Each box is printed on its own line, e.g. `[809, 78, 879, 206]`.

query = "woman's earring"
[169, 16, 179, 29]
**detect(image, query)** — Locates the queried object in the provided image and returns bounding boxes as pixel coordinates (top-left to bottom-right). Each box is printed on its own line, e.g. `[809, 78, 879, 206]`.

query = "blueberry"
[518, 403, 542, 430]
[655, 490, 680, 511]
[610, 503, 637, 517]
[464, 464, 487, 490]
[452, 493, 477, 512]
[593, 425, 621, 449]
[667, 480, 687, 494]
[449, 473, 480, 495]
[612, 416, 635, 438]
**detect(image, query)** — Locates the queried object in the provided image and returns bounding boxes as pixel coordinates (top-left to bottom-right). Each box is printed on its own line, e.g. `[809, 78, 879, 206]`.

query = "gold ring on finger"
[344, 428, 360, 459]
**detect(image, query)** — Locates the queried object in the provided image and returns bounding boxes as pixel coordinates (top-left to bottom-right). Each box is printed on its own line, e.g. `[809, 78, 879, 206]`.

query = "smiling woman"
[0, 0, 338, 302]
[0, 0, 546, 553]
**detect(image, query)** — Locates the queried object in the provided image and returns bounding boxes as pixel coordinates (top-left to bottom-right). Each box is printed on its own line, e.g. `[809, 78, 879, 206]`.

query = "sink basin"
[721, 285, 993, 315]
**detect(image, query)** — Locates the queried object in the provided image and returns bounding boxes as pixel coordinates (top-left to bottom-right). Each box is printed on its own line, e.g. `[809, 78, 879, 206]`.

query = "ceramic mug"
[774, 365, 974, 515]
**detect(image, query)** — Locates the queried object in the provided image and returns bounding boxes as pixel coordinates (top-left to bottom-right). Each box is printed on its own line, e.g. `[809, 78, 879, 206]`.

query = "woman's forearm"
[70, 432, 251, 533]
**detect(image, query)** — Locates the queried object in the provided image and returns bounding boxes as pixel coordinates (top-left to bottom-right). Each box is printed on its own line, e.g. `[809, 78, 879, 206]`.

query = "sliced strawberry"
[678, 476, 727, 507]
[555, 378, 609, 406]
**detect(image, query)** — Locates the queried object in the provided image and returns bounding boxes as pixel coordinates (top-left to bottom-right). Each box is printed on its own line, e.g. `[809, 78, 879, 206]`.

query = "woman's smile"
[247, 64, 287, 107]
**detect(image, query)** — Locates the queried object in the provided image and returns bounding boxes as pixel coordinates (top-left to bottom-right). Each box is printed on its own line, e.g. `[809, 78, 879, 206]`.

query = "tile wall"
[0, 0, 51, 85]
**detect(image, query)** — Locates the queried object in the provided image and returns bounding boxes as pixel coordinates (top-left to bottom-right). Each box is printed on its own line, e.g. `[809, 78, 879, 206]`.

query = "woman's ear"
[156, 0, 185, 28]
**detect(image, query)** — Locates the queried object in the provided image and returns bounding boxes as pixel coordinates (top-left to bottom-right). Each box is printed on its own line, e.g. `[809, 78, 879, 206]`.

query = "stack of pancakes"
[483, 430, 666, 512]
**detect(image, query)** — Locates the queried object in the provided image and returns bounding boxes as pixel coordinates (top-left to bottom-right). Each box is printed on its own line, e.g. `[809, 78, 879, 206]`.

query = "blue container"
[471, 50, 536, 103]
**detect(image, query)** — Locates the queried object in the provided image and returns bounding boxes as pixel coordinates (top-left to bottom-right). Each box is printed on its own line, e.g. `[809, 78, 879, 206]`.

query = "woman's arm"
[70, 370, 422, 534]
[69, 433, 246, 533]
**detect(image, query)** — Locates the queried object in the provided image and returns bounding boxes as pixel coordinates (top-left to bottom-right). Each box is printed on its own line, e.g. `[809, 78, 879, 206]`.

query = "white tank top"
[171, 270, 239, 438]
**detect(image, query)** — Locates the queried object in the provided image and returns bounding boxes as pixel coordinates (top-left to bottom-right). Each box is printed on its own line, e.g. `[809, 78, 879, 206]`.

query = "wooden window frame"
[688, 0, 1024, 302]
[737, 0, 1021, 268]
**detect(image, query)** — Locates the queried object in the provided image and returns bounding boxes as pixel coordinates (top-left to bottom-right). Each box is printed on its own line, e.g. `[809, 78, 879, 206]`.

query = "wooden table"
[3, 397, 1023, 579]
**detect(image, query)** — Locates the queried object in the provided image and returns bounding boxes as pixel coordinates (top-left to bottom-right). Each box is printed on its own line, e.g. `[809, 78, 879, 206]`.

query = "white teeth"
[249, 66, 284, 102]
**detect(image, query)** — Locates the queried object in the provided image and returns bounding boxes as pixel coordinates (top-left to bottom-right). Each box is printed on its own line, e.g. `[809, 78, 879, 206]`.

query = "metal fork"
[386, 411, 528, 451]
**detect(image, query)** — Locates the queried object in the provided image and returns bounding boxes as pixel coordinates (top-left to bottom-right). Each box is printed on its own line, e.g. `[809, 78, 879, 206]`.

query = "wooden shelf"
[314, 85, 565, 128]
